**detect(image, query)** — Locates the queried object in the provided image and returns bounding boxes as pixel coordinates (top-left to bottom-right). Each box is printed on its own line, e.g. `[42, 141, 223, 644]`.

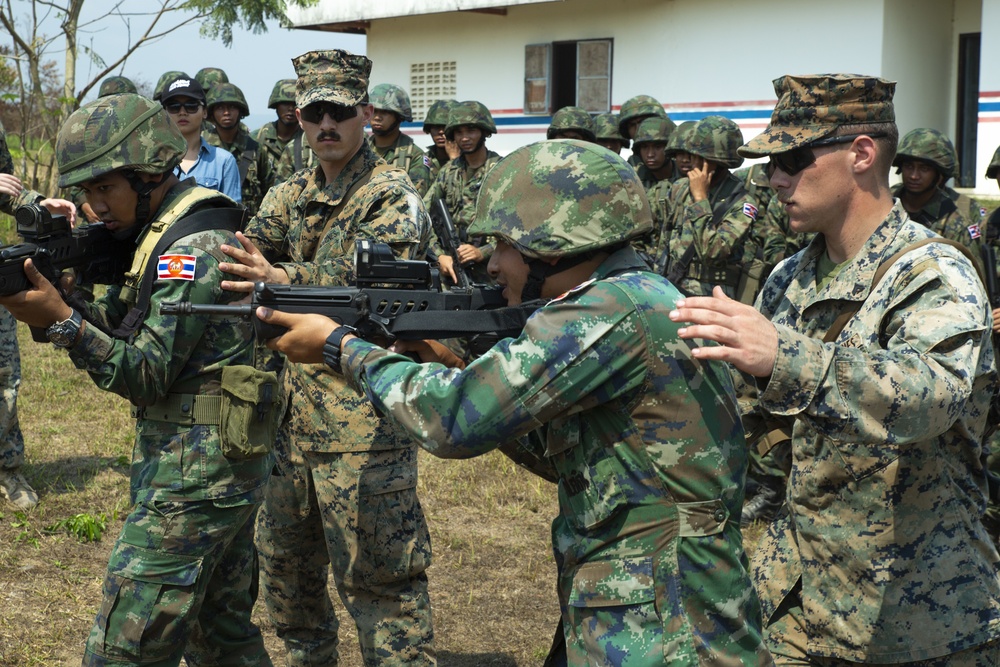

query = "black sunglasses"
[299, 102, 359, 124]
[163, 101, 203, 114]
[766, 132, 888, 178]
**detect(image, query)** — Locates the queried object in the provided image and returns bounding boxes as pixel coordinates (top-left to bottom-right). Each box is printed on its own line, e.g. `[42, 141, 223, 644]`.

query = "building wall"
[978, 0, 1000, 194]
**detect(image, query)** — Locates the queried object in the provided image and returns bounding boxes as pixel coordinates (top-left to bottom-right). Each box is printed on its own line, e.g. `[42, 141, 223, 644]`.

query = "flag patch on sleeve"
[158, 254, 197, 280]
[968, 224, 982, 240]
[742, 202, 758, 220]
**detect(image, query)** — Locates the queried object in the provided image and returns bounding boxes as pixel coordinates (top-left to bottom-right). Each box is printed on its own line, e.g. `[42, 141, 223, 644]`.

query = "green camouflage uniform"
[274, 135, 316, 184]
[740, 73, 1000, 663]
[248, 50, 435, 667]
[255, 120, 302, 167]
[890, 182, 985, 255]
[0, 123, 37, 479]
[368, 132, 431, 196]
[339, 140, 770, 665]
[204, 123, 275, 217]
[421, 99, 456, 182]
[53, 95, 272, 667]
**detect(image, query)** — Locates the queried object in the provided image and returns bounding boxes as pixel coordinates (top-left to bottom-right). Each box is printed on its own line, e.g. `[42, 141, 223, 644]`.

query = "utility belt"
[131, 393, 222, 425]
[684, 260, 741, 288]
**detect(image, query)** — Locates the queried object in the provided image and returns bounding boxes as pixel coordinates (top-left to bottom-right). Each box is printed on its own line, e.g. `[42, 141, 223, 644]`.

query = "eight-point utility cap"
[293, 49, 372, 109]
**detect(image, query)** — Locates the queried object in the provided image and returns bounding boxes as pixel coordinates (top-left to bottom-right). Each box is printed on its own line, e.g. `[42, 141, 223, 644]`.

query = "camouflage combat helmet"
[986, 145, 1000, 179]
[56, 93, 185, 188]
[207, 82, 250, 118]
[267, 79, 297, 109]
[630, 116, 676, 147]
[546, 106, 597, 142]
[892, 127, 958, 179]
[617, 95, 668, 136]
[593, 112, 629, 148]
[469, 140, 652, 260]
[195, 67, 229, 91]
[665, 120, 698, 155]
[98, 76, 137, 97]
[154, 70, 188, 101]
[370, 83, 413, 122]
[445, 101, 497, 140]
[675, 116, 744, 169]
[423, 99, 456, 131]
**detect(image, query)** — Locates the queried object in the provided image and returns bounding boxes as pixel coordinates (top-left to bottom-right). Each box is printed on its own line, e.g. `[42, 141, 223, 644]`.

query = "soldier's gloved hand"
[220, 231, 290, 293]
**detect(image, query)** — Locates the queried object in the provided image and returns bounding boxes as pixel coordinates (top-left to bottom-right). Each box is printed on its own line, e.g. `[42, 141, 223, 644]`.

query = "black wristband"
[323, 325, 355, 374]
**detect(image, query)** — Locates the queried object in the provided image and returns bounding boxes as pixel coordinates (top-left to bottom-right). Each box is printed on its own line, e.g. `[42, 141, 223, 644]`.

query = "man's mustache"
[317, 132, 341, 141]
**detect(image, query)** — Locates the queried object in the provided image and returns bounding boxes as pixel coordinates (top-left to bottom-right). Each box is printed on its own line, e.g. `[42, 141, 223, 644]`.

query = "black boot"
[741, 476, 785, 527]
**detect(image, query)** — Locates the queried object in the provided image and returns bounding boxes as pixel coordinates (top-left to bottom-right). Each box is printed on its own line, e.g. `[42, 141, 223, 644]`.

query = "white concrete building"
[287, 0, 1000, 195]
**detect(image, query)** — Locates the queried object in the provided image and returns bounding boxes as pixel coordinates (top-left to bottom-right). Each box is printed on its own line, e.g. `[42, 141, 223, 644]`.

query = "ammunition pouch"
[219, 365, 280, 460]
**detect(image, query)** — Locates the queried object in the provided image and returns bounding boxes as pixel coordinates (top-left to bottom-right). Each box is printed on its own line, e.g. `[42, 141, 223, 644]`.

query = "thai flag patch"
[423, 155, 432, 168]
[968, 224, 982, 240]
[158, 254, 197, 280]
[742, 202, 758, 220]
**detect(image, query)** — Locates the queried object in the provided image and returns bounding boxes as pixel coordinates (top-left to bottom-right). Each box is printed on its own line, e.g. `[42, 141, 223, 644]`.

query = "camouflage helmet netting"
[684, 116, 745, 168]
[206, 82, 250, 117]
[56, 93, 185, 188]
[631, 116, 677, 146]
[445, 101, 496, 139]
[423, 99, 456, 131]
[98, 76, 137, 97]
[370, 83, 413, 122]
[893, 127, 958, 179]
[547, 106, 597, 142]
[267, 79, 297, 109]
[468, 139, 652, 260]
[617, 95, 667, 135]
[195, 67, 229, 91]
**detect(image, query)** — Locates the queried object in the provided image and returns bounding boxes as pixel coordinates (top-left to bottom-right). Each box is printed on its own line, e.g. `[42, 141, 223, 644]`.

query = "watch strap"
[322, 325, 355, 374]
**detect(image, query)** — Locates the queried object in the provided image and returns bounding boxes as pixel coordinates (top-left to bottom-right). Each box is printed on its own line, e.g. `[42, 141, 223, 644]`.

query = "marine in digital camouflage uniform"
[368, 83, 431, 196]
[422, 100, 501, 284]
[653, 116, 773, 304]
[204, 82, 276, 216]
[421, 98, 458, 182]
[0, 94, 272, 665]
[219, 50, 435, 667]
[672, 73, 1000, 664]
[890, 127, 986, 265]
[254, 79, 303, 170]
[256, 139, 772, 666]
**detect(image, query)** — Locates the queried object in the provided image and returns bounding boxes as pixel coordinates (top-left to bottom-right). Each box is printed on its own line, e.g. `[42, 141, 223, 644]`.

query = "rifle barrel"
[160, 302, 254, 317]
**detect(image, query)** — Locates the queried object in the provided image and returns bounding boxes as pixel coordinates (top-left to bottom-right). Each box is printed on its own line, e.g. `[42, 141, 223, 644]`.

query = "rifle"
[161, 239, 539, 352]
[428, 198, 471, 289]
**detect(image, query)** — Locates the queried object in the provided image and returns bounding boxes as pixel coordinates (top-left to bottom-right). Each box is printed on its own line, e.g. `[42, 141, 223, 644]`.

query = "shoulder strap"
[313, 163, 394, 260]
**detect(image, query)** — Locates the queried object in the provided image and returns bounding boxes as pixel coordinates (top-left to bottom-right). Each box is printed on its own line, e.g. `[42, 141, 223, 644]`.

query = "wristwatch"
[46, 309, 83, 349]
[323, 325, 356, 374]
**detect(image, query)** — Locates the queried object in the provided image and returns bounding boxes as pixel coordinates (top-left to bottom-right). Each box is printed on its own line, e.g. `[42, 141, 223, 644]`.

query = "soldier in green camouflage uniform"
[546, 106, 596, 142]
[653, 116, 771, 304]
[629, 116, 678, 262]
[672, 73, 1000, 664]
[98, 76, 137, 97]
[592, 111, 628, 155]
[890, 128, 986, 262]
[423, 100, 501, 284]
[254, 79, 303, 170]
[204, 82, 276, 216]
[257, 139, 772, 666]
[0, 93, 272, 665]
[421, 99, 458, 182]
[981, 149, 1000, 548]
[217, 50, 435, 667]
[618, 94, 674, 183]
[368, 83, 431, 196]
[0, 123, 77, 510]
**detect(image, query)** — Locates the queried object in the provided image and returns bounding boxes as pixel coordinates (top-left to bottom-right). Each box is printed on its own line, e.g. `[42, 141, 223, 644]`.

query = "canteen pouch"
[220, 365, 279, 459]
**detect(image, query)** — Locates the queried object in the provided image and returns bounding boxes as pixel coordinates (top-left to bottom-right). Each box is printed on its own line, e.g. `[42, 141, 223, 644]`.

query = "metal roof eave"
[286, 0, 563, 32]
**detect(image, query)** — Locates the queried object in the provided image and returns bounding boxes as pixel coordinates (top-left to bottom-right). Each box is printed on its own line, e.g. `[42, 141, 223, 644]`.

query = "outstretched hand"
[669, 286, 778, 378]
[257, 308, 344, 364]
[220, 232, 289, 293]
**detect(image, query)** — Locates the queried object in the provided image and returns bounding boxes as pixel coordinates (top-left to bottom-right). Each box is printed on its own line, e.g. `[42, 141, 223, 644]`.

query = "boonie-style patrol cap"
[293, 49, 372, 109]
[739, 74, 896, 158]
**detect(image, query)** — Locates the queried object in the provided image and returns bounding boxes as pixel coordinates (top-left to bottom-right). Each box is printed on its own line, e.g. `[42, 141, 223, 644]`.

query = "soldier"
[153, 70, 187, 102]
[654, 116, 769, 304]
[671, 73, 1000, 664]
[254, 79, 303, 169]
[631, 115, 677, 189]
[255, 140, 772, 666]
[97, 75, 136, 97]
[0, 93, 273, 665]
[204, 82, 275, 216]
[421, 98, 459, 181]
[195, 66, 229, 92]
[368, 83, 431, 196]
[216, 50, 435, 666]
[423, 100, 501, 284]
[617, 94, 674, 185]
[161, 76, 242, 203]
[891, 128, 985, 258]
[545, 105, 596, 142]
[0, 123, 76, 511]
[592, 111, 628, 155]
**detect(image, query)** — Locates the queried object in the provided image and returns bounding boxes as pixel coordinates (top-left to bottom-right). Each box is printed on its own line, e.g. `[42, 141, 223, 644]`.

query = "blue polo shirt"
[174, 138, 242, 203]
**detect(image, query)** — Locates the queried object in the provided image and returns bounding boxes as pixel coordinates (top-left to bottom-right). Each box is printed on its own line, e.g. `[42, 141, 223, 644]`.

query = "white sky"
[3, 4, 366, 132]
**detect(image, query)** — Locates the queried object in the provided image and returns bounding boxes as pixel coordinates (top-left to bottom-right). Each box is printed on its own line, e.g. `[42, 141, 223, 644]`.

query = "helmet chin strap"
[519, 247, 619, 302]
[120, 170, 161, 240]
